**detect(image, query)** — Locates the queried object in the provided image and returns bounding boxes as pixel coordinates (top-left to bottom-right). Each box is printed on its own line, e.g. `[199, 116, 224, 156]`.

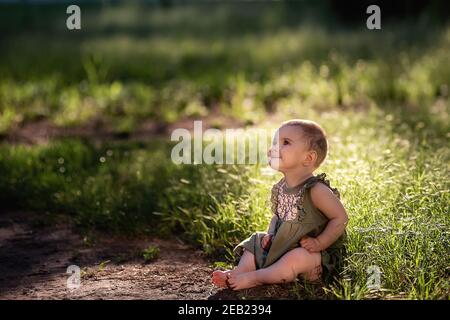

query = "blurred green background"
[1, 0, 448, 131]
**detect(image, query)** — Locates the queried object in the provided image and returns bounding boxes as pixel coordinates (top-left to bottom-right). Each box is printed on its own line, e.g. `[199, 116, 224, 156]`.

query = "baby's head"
[268, 119, 328, 173]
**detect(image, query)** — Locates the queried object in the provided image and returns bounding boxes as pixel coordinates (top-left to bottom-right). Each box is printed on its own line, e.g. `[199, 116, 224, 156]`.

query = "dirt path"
[1, 112, 248, 145]
[0, 210, 299, 300]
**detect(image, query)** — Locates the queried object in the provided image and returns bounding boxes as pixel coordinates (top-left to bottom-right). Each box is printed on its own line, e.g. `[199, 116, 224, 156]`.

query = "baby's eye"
[283, 139, 290, 145]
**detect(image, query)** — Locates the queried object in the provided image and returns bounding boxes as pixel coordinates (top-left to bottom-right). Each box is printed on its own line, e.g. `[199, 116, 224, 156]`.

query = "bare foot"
[211, 270, 231, 288]
[227, 272, 260, 290]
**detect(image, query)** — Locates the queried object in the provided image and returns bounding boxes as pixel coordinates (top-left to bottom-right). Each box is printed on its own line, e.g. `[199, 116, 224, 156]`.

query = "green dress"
[234, 173, 347, 284]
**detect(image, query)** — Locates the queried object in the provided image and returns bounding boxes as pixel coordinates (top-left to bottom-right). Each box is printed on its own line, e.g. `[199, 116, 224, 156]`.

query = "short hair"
[281, 119, 328, 167]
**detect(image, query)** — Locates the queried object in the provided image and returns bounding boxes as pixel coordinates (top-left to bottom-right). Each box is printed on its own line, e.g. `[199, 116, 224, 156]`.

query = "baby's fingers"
[261, 237, 268, 248]
[300, 236, 309, 243]
[301, 240, 313, 250]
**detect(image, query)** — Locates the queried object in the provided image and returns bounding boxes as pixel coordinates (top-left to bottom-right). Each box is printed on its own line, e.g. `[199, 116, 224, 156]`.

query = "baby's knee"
[286, 247, 309, 261]
[242, 248, 255, 257]
[286, 248, 321, 272]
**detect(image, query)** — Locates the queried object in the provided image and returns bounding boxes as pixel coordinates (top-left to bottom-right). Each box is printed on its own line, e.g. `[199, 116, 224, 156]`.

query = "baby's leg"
[212, 249, 256, 288]
[233, 248, 257, 274]
[227, 247, 321, 290]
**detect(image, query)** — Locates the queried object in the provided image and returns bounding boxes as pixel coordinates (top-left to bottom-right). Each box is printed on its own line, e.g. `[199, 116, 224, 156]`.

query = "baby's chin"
[268, 157, 283, 171]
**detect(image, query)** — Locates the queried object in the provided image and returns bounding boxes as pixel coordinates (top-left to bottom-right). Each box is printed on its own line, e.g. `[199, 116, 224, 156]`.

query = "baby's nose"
[268, 145, 279, 157]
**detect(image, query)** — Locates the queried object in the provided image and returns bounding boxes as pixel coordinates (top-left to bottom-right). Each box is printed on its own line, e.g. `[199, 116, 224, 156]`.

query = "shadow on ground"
[0, 209, 310, 300]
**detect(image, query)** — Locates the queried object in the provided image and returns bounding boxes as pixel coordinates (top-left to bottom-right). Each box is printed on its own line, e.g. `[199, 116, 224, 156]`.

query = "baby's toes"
[227, 279, 236, 289]
[225, 270, 233, 278]
[227, 274, 236, 284]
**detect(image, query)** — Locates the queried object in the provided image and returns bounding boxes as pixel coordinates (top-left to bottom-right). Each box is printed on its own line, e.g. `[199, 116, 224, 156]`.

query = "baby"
[212, 119, 348, 290]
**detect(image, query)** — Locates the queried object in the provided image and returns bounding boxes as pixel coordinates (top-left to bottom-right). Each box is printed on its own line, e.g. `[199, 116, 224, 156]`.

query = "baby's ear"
[303, 150, 318, 167]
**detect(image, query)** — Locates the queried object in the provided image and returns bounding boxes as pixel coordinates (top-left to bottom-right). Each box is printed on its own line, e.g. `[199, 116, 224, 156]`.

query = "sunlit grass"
[1, 106, 448, 299]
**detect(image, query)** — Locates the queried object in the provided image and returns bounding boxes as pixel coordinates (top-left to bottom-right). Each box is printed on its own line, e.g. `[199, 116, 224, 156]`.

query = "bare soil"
[1, 112, 248, 145]
[0, 209, 301, 300]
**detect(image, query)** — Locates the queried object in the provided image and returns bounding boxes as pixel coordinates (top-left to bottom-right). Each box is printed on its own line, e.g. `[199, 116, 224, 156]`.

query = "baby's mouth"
[268, 156, 281, 169]
[268, 156, 281, 164]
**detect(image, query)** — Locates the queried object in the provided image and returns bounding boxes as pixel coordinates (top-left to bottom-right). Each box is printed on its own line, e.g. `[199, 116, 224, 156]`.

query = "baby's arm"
[301, 183, 348, 252]
[267, 214, 278, 234]
[261, 214, 278, 250]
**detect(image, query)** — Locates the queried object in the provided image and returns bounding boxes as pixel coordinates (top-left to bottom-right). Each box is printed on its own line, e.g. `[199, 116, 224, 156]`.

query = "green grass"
[0, 2, 448, 299]
[143, 245, 160, 262]
[0, 139, 177, 233]
[1, 105, 448, 299]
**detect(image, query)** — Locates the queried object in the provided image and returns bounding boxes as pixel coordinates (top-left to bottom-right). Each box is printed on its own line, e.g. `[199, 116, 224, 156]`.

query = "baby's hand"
[261, 233, 273, 251]
[299, 236, 322, 252]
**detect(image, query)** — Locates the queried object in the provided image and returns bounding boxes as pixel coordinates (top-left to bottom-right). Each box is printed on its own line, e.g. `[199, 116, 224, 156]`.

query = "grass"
[0, 2, 448, 299]
[1, 105, 448, 299]
[143, 245, 160, 263]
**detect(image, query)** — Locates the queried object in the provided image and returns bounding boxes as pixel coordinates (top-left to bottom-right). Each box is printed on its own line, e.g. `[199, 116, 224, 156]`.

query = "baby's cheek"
[281, 151, 294, 164]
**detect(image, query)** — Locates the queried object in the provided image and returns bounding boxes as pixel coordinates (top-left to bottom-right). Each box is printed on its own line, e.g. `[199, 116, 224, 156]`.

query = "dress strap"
[299, 173, 340, 198]
[314, 173, 341, 199]
[295, 173, 340, 222]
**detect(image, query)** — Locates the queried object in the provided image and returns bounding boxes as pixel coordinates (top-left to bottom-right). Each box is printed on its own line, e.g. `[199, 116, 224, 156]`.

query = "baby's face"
[267, 125, 311, 172]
